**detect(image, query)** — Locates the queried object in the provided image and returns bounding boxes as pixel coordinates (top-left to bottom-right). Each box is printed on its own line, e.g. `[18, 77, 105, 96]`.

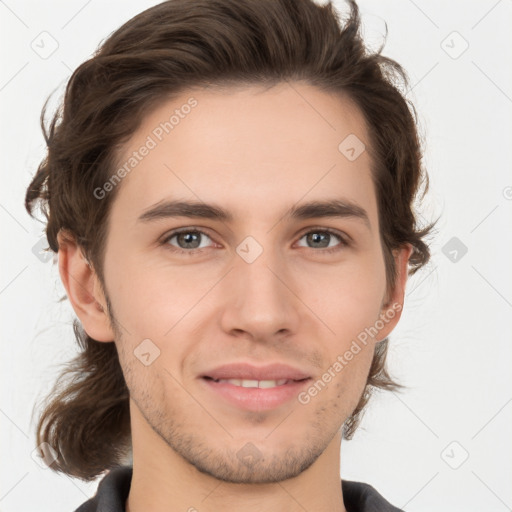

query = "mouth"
[200, 376, 312, 411]
[202, 376, 310, 388]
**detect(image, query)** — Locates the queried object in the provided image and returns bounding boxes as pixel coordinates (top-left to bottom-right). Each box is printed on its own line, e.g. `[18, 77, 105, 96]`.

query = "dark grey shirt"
[74, 466, 404, 512]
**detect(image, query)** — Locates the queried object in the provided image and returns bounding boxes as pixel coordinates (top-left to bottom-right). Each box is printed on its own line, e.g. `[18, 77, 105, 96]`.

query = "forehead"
[109, 82, 377, 228]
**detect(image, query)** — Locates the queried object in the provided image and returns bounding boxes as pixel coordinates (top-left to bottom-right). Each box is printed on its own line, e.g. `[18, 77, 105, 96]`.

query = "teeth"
[216, 378, 289, 388]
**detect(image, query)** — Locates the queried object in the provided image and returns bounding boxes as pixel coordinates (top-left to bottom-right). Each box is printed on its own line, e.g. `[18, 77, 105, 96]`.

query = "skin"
[58, 82, 412, 512]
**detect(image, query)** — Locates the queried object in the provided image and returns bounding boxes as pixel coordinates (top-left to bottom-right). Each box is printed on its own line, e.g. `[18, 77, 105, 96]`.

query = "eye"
[160, 227, 349, 256]
[162, 228, 214, 254]
[296, 228, 348, 254]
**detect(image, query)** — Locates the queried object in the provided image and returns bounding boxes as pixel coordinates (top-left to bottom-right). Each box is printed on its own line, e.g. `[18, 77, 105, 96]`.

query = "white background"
[1, 0, 511, 511]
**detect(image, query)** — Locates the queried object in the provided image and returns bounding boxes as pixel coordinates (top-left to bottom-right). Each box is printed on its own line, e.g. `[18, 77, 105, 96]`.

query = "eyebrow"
[138, 198, 371, 230]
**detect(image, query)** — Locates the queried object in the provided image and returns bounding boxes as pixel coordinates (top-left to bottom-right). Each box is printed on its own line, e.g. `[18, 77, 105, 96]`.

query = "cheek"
[105, 253, 203, 339]
[338, 274, 385, 332]
[300, 257, 387, 336]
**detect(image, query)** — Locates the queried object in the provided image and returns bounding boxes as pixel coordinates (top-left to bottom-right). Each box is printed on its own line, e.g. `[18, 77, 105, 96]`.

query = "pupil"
[309, 232, 328, 248]
[179, 232, 200, 248]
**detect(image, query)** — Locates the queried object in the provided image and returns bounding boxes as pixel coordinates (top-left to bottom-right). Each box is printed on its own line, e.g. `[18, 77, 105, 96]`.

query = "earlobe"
[376, 243, 414, 341]
[57, 230, 115, 342]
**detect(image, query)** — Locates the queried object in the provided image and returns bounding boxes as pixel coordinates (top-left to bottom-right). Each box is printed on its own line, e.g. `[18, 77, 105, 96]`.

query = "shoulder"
[73, 466, 133, 512]
[72, 469, 402, 512]
[342, 479, 404, 512]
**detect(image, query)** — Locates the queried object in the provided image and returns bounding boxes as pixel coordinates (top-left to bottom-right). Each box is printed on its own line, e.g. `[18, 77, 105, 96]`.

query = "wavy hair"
[25, 0, 434, 480]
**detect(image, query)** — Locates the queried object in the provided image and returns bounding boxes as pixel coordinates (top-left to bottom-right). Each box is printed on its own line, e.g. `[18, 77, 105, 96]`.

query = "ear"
[57, 230, 115, 342]
[375, 243, 414, 341]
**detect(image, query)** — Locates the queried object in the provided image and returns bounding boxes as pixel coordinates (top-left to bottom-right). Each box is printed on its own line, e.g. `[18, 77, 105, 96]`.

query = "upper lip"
[201, 363, 311, 381]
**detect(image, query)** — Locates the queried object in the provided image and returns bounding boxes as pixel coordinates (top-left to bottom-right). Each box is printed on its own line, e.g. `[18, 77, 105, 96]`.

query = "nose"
[219, 245, 301, 343]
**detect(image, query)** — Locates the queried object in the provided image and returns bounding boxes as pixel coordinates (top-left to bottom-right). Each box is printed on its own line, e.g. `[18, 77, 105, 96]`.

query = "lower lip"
[200, 377, 311, 411]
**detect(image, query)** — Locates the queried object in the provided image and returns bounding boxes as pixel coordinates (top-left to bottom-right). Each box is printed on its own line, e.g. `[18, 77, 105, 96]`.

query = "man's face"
[96, 83, 402, 483]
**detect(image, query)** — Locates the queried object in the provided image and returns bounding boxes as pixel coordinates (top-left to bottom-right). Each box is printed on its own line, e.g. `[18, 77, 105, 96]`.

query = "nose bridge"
[222, 234, 298, 337]
[238, 235, 288, 305]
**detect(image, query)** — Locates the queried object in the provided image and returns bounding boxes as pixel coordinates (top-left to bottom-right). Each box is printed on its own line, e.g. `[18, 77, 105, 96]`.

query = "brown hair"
[25, 0, 434, 481]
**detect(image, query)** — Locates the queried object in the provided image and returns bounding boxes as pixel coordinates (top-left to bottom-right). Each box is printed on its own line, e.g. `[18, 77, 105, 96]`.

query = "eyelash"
[160, 227, 350, 256]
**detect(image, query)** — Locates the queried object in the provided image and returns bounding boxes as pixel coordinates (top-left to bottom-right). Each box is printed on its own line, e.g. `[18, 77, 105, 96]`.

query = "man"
[25, 0, 433, 510]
